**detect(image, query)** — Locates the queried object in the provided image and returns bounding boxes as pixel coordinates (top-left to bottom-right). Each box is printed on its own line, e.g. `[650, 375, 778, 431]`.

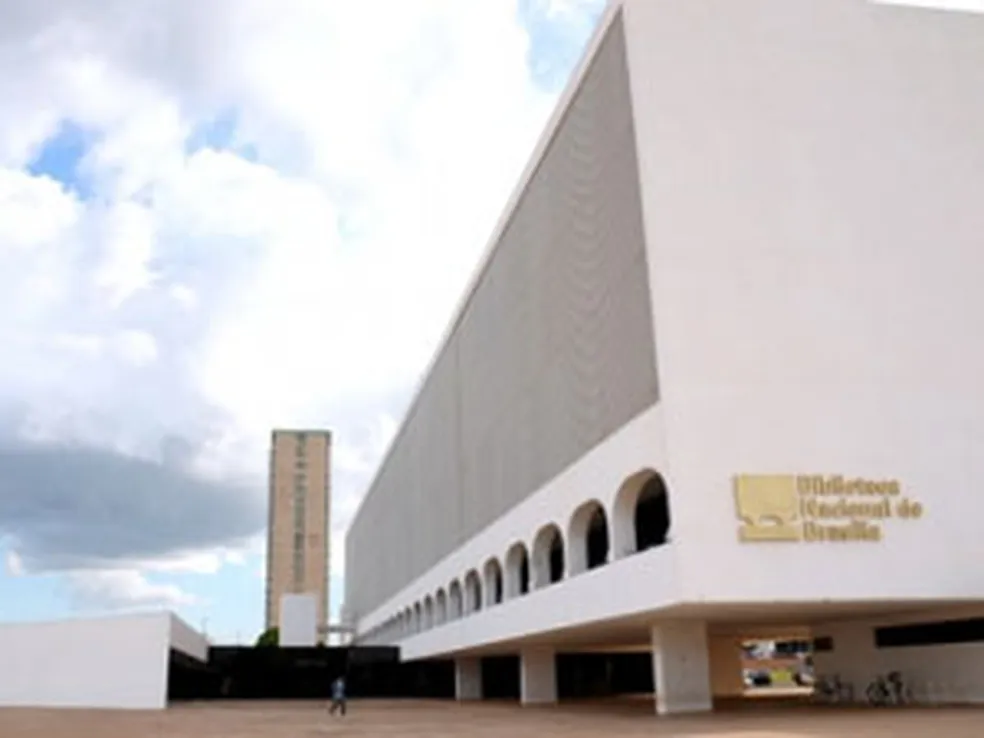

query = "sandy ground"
[2, 700, 983, 737]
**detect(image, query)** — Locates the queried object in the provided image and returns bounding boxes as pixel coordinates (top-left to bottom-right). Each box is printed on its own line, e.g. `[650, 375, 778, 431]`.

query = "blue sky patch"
[518, 0, 604, 91]
[186, 110, 258, 161]
[27, 121, 94, 199]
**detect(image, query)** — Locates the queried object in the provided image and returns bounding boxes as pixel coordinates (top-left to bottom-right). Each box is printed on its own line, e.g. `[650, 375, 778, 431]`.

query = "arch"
[435, 588, 448, 626]
[448, 580, 463, 621]
[612, 469, 671, 559]
[483, 557, 504, 607]
[464, 569, 483, 615]
[423, 596, 434, 630]
[568, 500, 611, 576]
[532, 523, 565, 589]
[413, 602, 422, 634]
[504, 542, 531, 599]
[403, 607, 413, 635]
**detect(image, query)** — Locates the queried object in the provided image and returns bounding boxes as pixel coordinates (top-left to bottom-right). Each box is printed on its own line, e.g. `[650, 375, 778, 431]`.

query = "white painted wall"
[280, 593, 318, 647]
[622, 0, 984, 603]
[355, 0, 984, 662]
[813, 609, 984, 704]
[169, 613, 208, 662]
[0, 612, 171, 710]
[357, 404, 680, 654]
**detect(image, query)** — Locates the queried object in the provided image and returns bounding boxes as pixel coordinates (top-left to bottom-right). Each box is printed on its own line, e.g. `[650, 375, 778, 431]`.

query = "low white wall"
[0, 612, 171, 710]
[813, 609, 984, 704]
[169, 613, 208, 662]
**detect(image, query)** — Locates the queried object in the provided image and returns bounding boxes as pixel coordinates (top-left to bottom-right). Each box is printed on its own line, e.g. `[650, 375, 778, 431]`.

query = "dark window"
[812, 636, 835, 653]
[875, 618, 984, 649]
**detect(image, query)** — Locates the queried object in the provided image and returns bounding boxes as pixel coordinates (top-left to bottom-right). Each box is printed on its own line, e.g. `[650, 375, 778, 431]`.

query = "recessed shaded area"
[533, 524, 566, 588]
[635, 474, 671, 551]
[464, 571, 483, 614]
[875, 617, 984, 649]
[435, 590, 447, 625]
[568, 500, 611, 576]
[586, 508, 610, 569]
[550, 534, 564, 582]
[423, 597, 434, 630]
[505, 542, 531, 598]
[175, 646, 454, 701]
[480, 655, 521, 700]
[484, 558, 504, 606]
[613, 469, 672, 558]
[448, 581, 463, 620]
[556, 652, 654, 700]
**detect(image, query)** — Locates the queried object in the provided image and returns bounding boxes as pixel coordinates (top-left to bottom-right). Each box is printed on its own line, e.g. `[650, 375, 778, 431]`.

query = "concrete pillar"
[651, 621, 713, 715]
[520, 648, 557, 705]
[455, 657, 482, 701]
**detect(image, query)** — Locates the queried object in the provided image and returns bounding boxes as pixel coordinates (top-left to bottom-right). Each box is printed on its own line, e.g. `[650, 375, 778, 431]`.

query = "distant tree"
[256, 627, 279, 647]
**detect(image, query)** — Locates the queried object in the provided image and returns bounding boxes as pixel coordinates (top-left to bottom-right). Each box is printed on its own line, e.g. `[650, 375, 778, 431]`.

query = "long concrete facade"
[344, 0, 984, 715]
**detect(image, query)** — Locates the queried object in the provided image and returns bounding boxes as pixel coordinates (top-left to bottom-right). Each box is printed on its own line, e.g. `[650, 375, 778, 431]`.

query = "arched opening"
[413, 602, 422, 634]
[464, 570, 483, 615]
[483, 558, 504, 607]
[448, 580, 463, 620]
[423, 596, 434, 630]
[504, 542, 531, 599]
[532, 523, 565, 589]
[435, 589, 448, 626]
[567, 500, 611, 576]
[403, 607, 413, 635]
[612, 469, 671, 558]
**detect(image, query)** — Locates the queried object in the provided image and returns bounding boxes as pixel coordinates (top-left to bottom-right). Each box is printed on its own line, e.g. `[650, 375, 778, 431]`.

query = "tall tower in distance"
[266, 429, 331, 636]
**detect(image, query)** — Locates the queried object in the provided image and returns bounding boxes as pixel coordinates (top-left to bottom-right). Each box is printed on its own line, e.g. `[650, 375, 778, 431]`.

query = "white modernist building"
[0, 612, 208, 710]
[344, 0, 984, 716]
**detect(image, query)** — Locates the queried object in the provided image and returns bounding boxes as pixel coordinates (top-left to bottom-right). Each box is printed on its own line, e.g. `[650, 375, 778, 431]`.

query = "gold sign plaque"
[734, 474, 924, 544]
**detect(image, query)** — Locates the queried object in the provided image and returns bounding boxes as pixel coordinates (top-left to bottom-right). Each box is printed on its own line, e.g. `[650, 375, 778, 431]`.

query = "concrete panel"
[346, 10, 658, 620]
[169, 614, 208, 662]
[280, 593, 318, 647]
[0, 613, 170, 710]
[620, 0, 984, 604]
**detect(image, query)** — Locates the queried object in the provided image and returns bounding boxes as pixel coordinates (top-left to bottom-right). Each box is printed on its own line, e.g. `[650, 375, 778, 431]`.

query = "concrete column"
[520, 648, 557, 705]
[651, 621, 713, 715]
[455, 657, 482, 701]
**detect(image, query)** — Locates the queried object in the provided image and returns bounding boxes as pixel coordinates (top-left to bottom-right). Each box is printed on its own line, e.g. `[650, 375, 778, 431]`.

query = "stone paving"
[1, 699, 982, 737]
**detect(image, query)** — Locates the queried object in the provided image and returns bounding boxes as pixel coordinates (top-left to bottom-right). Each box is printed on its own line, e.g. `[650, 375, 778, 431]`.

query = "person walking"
[328, 675, 347, 717]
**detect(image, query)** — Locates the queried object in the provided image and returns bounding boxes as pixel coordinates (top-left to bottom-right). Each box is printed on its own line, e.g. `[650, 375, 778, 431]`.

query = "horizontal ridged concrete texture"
[345, 13, 659, 620]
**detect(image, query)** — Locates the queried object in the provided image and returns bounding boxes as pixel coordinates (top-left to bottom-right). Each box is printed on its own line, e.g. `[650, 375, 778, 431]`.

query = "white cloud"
[67, 569, 197, 610]
[4, 549, 24, 577]
[141, 547, 248, 575]
[0, 0, 595, 615]
[115, 330, 159, 367]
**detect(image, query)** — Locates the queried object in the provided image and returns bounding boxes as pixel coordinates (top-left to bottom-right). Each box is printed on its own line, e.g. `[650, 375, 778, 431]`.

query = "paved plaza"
[2, 700, 984, 737]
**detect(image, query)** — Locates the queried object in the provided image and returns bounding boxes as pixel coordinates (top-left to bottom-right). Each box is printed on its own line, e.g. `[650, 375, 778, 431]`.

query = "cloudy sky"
[0, 0, 608, 644]
[0, 0, 979, 645]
